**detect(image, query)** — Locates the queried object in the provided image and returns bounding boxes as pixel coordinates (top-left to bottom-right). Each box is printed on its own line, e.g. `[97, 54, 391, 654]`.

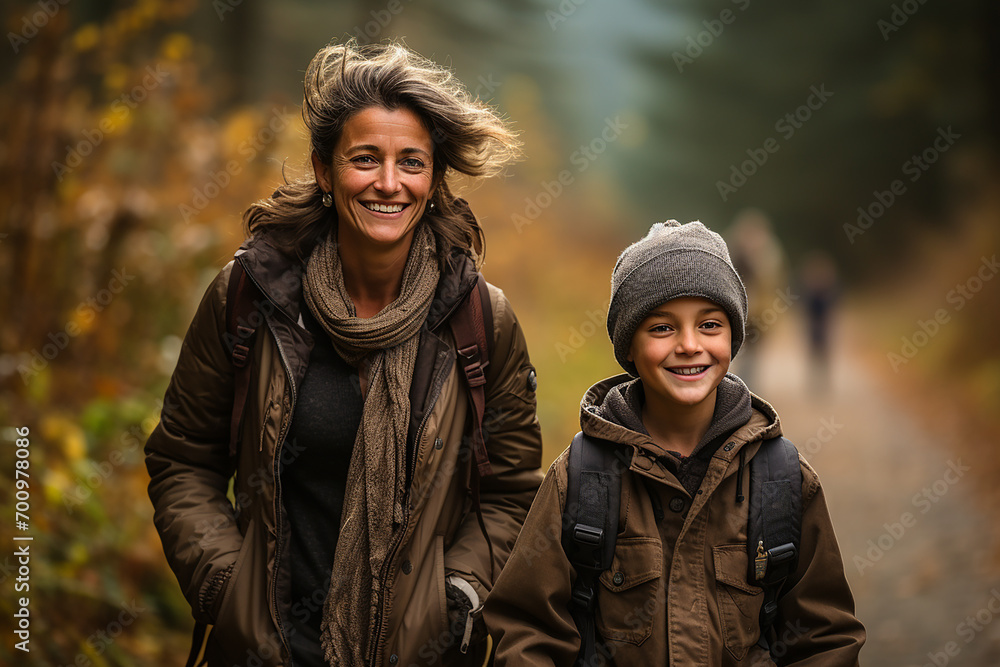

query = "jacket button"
[434, 437, 443, 450]
[723, 442, 735, 451]
[527, 369, 537, 392]
[669, 497, 685, 513]
[389, 655, 399, 664]
[401, 560, 412, 575]
[612, 571, 625, 586]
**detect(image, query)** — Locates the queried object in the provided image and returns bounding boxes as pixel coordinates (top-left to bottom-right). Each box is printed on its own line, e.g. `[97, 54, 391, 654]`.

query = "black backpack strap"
[225, 259, 263, 458]
[747, 436, 803, 654]
[563, 432, 626, 667]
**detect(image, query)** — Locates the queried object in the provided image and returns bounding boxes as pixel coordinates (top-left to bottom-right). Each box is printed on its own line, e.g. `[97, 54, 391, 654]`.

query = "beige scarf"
[303, 223, 440, 666]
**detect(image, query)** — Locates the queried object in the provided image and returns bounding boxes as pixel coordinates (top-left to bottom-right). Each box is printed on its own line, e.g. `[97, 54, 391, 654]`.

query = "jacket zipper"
[237, 257, 298, 661]
[368, 347, 453, 666]
[266, 318, 296, 661]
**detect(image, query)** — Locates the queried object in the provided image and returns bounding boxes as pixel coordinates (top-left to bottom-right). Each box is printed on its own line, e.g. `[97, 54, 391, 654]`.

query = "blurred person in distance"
[799, 250, 839, 395]
[726, 208, 786, 390]
[144, 39, 542, 667]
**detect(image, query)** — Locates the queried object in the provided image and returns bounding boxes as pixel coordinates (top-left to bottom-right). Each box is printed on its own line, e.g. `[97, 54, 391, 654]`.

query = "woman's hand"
[445, 574, 484, 654]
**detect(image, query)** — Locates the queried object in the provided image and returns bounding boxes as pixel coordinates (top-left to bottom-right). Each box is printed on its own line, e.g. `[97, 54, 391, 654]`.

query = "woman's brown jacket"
[484, 375, 865, 666]
[144, 233, 543, 666]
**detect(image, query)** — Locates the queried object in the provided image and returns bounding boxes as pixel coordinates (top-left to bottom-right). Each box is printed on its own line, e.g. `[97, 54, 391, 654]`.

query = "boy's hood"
[578, 373, 783, 459]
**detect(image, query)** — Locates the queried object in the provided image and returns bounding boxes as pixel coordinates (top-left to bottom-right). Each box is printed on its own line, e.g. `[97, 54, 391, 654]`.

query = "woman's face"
[313, 106, 436, 254]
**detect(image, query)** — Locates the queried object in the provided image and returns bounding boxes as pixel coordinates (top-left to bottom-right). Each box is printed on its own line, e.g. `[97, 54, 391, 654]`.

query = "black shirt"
[281, 305, 363, 667]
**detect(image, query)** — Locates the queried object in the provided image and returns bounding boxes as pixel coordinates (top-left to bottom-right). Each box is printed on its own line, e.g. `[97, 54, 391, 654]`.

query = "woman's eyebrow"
[346, 143, 381, 154]
[400, 147, 432, 159]
[345, 145, 431, 159]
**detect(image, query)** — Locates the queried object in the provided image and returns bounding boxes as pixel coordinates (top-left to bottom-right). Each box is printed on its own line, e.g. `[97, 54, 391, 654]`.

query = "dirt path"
[743, 310, 1000, 666]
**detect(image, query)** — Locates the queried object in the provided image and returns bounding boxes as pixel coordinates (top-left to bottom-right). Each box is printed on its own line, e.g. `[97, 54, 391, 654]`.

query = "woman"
[145, 40, 543, 667]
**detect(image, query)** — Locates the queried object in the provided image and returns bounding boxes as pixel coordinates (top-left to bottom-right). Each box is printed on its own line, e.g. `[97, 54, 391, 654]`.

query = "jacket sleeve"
[443, 285, 544, 598]
[144, 262, 244, 624]
[774, 458, 866, 665]
[483, 452, 581, 666]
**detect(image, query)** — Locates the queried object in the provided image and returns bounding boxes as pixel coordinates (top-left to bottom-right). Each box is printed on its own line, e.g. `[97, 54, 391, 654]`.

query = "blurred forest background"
[1, 0, 998, 665]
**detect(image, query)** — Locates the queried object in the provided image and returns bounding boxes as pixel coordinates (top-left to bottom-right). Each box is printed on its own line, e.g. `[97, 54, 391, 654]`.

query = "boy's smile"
[628, 296, 732, 412]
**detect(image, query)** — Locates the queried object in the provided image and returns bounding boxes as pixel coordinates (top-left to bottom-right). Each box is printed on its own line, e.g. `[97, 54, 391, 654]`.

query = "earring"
[428, 201, 435, 211]
[322, 192, 333, 208]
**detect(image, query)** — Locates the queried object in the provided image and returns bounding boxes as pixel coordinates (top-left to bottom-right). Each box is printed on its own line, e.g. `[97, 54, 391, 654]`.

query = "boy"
[484, 221, 865, 665]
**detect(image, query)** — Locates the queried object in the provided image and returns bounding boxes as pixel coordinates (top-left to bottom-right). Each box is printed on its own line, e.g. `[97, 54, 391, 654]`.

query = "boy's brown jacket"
[484, 375, 865, 666]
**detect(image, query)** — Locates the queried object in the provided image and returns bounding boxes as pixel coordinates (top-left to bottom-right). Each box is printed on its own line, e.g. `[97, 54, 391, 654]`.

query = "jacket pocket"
[594, 537, 663, 646]
[713, 544, 764, 661]
[208, 517, 267, 662]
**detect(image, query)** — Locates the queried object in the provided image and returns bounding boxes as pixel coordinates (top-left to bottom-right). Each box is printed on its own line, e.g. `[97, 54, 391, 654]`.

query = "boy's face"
[627, 296, 732, 411]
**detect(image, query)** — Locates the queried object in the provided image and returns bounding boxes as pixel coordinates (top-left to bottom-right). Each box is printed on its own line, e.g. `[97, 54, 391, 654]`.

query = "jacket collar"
[234, 229, 479, 330]
[234, 233, 305, 325]
[579, 374, 783, 459]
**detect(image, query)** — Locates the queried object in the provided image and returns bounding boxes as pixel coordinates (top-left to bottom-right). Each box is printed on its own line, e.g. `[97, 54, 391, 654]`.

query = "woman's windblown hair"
[243, 39, 521, 262]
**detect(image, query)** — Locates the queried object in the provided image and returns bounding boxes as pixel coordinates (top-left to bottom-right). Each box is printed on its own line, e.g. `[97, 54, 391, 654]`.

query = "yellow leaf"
[102, 64, 130, 94]
[73, 24, 101, 53]
[43, 469, 73, 505]
[162, 32, 193, 62]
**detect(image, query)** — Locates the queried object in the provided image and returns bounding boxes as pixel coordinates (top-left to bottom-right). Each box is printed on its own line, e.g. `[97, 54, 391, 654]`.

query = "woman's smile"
[313, 105, 436, 254]
[360, 201, 409, 215]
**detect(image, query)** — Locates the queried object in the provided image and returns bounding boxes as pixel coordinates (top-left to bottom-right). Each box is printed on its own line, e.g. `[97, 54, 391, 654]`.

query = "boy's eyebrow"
[647, 305, 726, 317]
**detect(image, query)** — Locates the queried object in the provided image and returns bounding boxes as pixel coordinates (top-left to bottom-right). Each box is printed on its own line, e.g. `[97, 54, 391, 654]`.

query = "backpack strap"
[448, 273, 493, 478]
[225, 259, 263, 458]
[448, 272, 497, 592]
[563, 432, 626, 666]
[185, 621, 209, 667]
[747, 436, 803, 654]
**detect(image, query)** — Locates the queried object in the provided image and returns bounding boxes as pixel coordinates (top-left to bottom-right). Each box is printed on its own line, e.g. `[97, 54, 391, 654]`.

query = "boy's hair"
[607, 220, 748, 376]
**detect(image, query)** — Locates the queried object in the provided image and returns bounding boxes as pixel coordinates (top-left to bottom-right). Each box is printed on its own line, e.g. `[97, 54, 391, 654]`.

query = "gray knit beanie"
[607, 220, 748, 376]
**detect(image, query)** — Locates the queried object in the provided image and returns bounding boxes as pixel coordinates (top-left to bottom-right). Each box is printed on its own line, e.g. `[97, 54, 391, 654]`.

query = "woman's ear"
[431, 167, 446, 194]
[311, 151, 332, 193]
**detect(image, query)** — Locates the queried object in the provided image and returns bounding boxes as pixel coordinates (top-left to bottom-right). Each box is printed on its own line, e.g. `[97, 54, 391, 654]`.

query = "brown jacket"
[484, 375, 864, 666]
[145, 233, 543, 666]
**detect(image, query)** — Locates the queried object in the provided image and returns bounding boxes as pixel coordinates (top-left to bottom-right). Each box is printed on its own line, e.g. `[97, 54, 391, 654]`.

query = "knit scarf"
[303, 223, 440, 666]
